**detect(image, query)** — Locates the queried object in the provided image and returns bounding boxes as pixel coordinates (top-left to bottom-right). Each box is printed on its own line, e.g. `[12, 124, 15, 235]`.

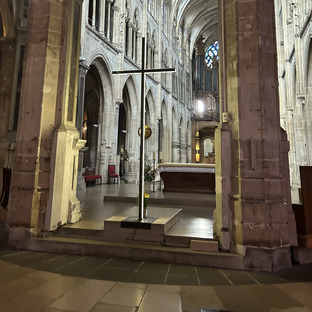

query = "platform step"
[28, 236, 244, 270]
[104, 195, 215, 208]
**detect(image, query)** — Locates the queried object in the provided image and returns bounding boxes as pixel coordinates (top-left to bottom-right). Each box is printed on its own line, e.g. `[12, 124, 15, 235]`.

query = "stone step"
[104, 195, 215, 208]
[103, 206, 182, 244]
[164, 234, 216, 248]
[28, 236, 244, 270]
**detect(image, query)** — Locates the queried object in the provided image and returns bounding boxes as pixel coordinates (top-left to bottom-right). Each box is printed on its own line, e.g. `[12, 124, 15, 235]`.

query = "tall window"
[104, 0, 115, 41]
[88, 0, 93, 26]
[148, 0, 156, 17]
[133, 12, 139, 61]
[205, 41, 219, 69]
[162, 0, 168, 34]
[178, 26, 182, 63]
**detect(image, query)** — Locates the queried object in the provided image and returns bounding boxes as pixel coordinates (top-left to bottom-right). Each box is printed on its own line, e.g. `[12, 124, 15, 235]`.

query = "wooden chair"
[108, 165, 119, 184]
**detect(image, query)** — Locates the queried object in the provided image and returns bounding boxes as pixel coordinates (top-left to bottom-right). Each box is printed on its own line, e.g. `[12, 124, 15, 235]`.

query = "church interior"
[1, 0, 312, 284]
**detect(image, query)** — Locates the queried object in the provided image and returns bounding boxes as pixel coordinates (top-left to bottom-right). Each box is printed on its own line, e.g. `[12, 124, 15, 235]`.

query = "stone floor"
[0, 249, 312, 311]
[74, 183, 215, 240]
[2, 183, 311, 311]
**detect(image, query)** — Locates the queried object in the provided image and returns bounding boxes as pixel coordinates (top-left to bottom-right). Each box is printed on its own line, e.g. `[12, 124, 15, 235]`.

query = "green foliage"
[144, 163, 157, 182]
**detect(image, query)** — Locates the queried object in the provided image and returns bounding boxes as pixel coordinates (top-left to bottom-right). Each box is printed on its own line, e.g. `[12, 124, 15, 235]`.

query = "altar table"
[158, 163, 215, 194]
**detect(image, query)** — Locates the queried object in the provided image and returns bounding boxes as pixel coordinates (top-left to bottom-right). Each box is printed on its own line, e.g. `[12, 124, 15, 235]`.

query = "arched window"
[125, 0, 130, 56]
[152, 31, 156, 69]
[172, 18, 177, 50]
[104, 0, 115, 41]
[146, 24, 151, 68]
[161, 47, 168, 86]
[205, 41, 219, 69]
[178, 26, 182, 63]
[162, 0, 168, 34]
[132, 10, 139, 61]
[88, 0, 93, 26]
[148, 0, 156, 17]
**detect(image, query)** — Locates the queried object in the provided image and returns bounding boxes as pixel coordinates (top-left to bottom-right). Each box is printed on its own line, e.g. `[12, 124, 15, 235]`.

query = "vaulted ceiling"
[172, 0, 218, 53]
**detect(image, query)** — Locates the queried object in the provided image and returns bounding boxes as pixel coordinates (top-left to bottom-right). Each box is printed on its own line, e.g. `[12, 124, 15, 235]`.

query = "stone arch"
[83, 65, 103, 173]
[122, 75, 139, 162]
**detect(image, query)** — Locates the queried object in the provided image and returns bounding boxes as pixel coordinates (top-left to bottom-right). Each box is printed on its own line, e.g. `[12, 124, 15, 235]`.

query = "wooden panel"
[160, 171, 215, 194]
[300, 166, 312, 235]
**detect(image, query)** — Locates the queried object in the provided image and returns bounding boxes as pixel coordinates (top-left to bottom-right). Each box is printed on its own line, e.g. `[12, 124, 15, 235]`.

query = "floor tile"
[27, 270, 60, 281]
[248, 271, 287, 285]
[103, 258, 142, 270]
[0, 293, 53, 312]
[0, 259, 17, 272]
[90, 303, 136, 312]
[0, 263, 34, 284]
[100, 283, 146, 307]
[88, 267, 135, 282]
[181, 286, 225, 312]
[247, 284, 304, 310]
[196, 267, 231, 286]
[0, 250, 49, 267]
[27, 275, 87, 299]
[129, 270, 167, 284]
[166, 273, 199, 285]
[0, 275, 46, 305]
[55, 255, 110, 277]
[137, 261, 169, 273]
[221, 269, 258, 285]
[147, 284, 181, 293]
[116, 281, 147, 289]
[138, 290, 181, 312]
[169, 264, 197, 276]
[213, 285, 270, 312]
[31, 254, 83, 272]
[166, 264, 198, 285]
[275, 283, 312, 309]
[49, 279, 115, 312]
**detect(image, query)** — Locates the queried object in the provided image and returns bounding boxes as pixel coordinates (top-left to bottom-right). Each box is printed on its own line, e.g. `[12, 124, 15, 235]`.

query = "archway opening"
[83, 66, 101, 172]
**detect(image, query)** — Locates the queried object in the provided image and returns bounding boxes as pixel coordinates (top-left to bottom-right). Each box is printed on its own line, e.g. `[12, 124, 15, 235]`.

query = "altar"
[159, 163, 215, 194]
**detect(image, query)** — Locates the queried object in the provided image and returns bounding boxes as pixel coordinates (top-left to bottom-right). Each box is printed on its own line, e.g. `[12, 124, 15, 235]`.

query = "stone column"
[7, 0, 85, 242]
[76, 62, 89, 195]
[215, 0, 294, 271]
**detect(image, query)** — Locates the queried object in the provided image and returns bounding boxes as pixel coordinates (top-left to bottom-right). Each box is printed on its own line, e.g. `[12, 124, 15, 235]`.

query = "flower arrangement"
[137, 192, 150, 219]
[144, 163, 157, 182]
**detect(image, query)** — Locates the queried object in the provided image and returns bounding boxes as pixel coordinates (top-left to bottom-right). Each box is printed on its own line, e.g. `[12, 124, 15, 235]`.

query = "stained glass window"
[205, 41, 219, 69]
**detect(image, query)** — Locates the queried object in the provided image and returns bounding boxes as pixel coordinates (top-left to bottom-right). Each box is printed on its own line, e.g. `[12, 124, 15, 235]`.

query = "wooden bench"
[84, 174, 102, 186]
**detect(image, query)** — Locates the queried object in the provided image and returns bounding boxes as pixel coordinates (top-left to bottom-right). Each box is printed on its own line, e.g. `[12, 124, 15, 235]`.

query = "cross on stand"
[113, 37, 175, 222]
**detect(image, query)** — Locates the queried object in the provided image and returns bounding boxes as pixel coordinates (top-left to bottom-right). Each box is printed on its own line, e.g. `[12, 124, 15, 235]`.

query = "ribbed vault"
[172, 0, 218, 52]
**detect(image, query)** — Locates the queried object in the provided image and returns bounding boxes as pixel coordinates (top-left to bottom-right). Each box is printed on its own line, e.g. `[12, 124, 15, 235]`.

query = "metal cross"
[113, 37, 175, 221]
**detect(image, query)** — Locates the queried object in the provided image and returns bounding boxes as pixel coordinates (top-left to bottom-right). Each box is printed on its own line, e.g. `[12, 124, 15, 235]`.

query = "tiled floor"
[74, 183, 215, 239]
[1, 249, 312, 311]
[2, 184, 312, 311]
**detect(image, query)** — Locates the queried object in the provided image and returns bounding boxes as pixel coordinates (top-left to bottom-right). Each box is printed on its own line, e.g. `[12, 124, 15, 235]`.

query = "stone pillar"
[7, 0, 85, 243]
[172, 142, 179, 163]
[127, 22, 133, 57]
[215, 0, 294, 271]
[76, 62, 89, 195]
